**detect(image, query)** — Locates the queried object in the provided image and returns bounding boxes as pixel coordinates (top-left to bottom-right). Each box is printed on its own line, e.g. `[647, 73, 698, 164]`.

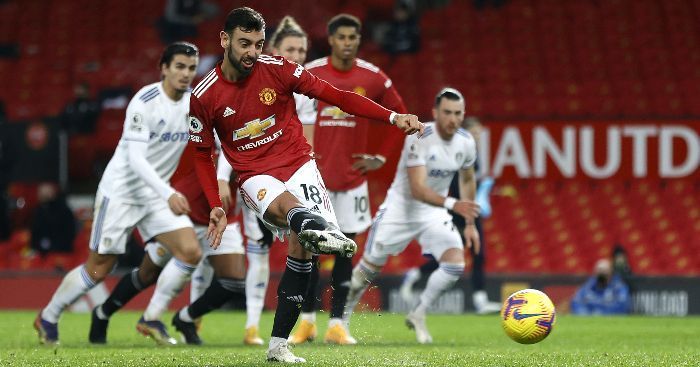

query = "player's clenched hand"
[168, 192, 190, 215]
[393, 114, 424, 135]
[452, 200, 481, 221]
[207, 207, 227, 249]
[464, 223, 481, 255]
[217, 179, 232, 213]
[351, 154, 385, 174]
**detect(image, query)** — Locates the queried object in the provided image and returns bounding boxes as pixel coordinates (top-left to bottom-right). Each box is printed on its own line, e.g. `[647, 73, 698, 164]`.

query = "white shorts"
[329, 181, 372, 234]
[240, 160, 338, 239]
[145, 222, 244, 267]
[90, 192, 193, 255]
[363, 205, 463, 266]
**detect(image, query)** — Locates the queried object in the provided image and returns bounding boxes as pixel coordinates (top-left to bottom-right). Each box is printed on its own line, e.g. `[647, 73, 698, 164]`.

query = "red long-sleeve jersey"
[188, 56, 398, 209]
[306, 57, 407, 191]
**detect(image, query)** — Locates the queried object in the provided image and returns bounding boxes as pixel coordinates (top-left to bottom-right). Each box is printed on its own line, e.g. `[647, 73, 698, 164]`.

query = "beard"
[174, 82, 189, 94]
[227, 45, 256, 77]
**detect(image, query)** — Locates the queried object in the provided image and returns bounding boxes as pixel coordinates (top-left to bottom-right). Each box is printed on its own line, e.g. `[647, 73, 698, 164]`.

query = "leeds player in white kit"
[34, 43, 201, 345]
[343, 88, 481, 344]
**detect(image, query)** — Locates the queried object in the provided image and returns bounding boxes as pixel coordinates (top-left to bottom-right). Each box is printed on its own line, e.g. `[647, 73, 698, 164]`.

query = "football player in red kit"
[186, 7, 423, 363]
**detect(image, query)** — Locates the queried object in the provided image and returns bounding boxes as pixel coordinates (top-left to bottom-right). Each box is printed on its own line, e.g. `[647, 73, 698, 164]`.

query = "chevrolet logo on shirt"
[320, 106, 353, 119]
[233, 115, 275, 140]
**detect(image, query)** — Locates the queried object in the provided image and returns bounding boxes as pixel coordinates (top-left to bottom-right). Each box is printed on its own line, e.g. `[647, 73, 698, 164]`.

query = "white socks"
[343, 260, 380, 323]
[403, 267, 421, 286]
[300, 312, 316, 323]
[414, 263, 463, 316]
[143, 258, 197, 321]
[190, 259, 214, 302]
[269, 336, 287, 350]
[42, 265, 98, 323]
[245, 243, 270, 329]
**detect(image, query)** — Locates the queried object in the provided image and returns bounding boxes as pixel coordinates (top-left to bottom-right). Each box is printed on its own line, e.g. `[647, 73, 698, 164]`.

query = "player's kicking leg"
[136, 227, 201, 345]
[293, 183, 371, 346]
[240, 162, 357, 362]
[89, 243, 171, 344]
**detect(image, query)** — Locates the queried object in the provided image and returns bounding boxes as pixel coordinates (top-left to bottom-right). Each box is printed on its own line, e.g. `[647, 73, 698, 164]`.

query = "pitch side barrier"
[368, 274, 697, 316]
[0, 273, 696, 315]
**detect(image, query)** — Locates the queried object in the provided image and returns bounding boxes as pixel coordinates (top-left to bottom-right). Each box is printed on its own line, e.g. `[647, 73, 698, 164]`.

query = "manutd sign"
[479, 122, 700, 180]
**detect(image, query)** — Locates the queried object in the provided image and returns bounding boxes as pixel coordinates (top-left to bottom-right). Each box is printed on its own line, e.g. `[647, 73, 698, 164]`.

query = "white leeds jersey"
[98, 82, 190, 203]
[381, 122, 477, 219]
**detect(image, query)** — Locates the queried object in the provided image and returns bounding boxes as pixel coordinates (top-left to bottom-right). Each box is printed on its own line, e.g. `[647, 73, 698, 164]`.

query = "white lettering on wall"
[659, 126, 700, 178]
[580, 126, 621, 178]
[479, 128, 490, 177]
[481, 124, 698, 179]
[491, 127, 531, 177]
[533, 126, 576, 178]
[623, 126, 658, 177]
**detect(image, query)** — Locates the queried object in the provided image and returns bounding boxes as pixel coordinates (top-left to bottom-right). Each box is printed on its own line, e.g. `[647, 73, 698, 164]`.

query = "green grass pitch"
[1, 311, 699, 366]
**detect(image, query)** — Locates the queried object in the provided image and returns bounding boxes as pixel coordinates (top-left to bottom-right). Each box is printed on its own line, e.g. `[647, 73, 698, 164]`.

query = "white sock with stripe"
[245, 241, 270, 329]
[343, 259, 380, 323]
[143, 258, 197, 321]
[42, 265, 98, 323]
[190, 259, 214, 303]
[414, 263, 464, 316]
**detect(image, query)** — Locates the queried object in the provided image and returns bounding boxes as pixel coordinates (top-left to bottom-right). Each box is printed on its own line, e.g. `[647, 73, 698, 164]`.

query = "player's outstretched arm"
[310, 80, 424, 135]
[392, 113, 423, 135]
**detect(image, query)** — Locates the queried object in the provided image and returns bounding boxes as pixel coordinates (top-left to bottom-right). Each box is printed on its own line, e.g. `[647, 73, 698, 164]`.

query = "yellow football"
[501, 289, 556, 344]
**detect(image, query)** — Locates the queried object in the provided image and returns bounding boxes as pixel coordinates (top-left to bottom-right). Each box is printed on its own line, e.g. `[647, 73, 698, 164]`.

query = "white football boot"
[405, 311, 433, 344]
[473, 290, 502, 315]
[267, 340, 306, 363]
[298, 229, 357, 258]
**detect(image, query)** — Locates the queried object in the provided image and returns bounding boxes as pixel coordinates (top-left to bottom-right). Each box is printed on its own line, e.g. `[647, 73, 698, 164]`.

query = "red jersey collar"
[327, 56, 357, 76]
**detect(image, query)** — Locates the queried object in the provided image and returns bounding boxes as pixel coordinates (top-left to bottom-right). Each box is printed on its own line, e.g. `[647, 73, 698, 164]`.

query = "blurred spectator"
[99, 87, 132, 110]
[571, 259, 632, 315]
[60, 82, 100, 134]
[382, 1, 420, 55]
[30, 183, 76, 255]
[157, 0, 219, 44]
[612, 244, 634, 290]
[0, 101, 11, 240]
[0, 43, 18, 58]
